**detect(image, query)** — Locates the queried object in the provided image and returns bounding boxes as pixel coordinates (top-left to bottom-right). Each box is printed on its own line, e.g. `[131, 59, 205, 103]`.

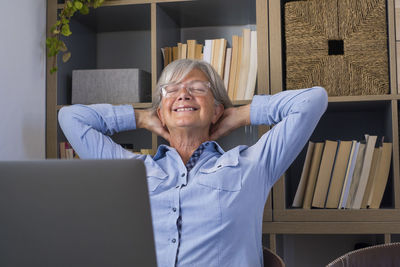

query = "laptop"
[0, 159, 157, 267]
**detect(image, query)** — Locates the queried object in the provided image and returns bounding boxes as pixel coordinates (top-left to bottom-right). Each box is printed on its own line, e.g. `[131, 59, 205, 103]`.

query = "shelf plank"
[263, 221, 400, 234]
[232, 100, 251, 106]
[57, 0, 191, 9]
[273, 209, 400, 222]
[328, 94, 398, 102]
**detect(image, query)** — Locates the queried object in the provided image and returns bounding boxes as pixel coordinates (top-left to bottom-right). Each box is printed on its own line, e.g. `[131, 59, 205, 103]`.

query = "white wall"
[0, 1, 46, 160]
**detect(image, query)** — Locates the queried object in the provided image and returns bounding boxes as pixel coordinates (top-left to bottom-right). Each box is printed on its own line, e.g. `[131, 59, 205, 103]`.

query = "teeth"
[176, 108, 195, 112]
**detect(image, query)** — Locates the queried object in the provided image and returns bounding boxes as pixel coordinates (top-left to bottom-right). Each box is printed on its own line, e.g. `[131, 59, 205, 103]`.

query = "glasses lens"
[161, 84, 179, 98]
[187, 81, 209, 95]
[161, 81, 210, 98]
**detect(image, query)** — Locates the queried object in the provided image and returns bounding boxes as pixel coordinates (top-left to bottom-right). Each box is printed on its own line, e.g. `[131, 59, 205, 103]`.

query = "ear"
[211, 103, 224, 124]
[157, 107, 166, 127]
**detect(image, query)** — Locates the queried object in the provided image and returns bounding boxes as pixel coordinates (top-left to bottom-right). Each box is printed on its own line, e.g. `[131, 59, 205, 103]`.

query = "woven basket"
[284, 0, 389, 96]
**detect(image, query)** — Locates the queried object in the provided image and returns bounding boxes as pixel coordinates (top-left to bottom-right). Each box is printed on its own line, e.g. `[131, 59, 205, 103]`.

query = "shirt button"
[181, 173, 185, 177]
[172, 207, 177, 212]
[176, 185, 179, 188]
[217, 165, 222, 168]
[172, 238, 176, 243]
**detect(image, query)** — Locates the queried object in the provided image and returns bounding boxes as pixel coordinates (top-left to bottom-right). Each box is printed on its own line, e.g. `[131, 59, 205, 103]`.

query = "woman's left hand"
[210, 104, 251, 140]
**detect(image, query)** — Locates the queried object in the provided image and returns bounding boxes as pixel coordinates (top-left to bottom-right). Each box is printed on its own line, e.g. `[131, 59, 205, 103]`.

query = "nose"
[177, 86, 192, 100]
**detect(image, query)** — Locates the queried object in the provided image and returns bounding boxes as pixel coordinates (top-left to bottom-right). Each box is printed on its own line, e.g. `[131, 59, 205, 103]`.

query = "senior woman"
[59, 59, 328, 267]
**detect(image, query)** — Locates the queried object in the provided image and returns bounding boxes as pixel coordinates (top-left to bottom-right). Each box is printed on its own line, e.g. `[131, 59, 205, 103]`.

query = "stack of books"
[292, 135, 392, 209]
[59, 141, 79, 159]
[161, 28, 257, 101]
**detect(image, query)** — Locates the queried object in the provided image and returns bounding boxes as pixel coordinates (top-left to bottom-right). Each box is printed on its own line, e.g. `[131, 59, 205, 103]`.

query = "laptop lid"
[0, 159, 157, 267]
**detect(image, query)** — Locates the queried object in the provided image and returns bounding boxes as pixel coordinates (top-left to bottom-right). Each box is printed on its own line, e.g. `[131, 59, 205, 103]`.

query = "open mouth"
[173, 107, 198, 112]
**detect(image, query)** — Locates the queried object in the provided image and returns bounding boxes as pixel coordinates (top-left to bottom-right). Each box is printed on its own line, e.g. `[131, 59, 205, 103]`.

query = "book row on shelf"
[292, 135, 392, 210]
[161, 28, 257, 102]
[58, 142, 154, 159]
[59, 142, 79, 159]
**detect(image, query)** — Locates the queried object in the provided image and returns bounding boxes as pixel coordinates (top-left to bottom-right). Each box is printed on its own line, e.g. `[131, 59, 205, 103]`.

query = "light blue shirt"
[58, 87, 328, 267]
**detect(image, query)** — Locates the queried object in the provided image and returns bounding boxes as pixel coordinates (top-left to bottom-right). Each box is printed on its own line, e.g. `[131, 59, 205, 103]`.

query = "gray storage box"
[72, 69, 151, 104]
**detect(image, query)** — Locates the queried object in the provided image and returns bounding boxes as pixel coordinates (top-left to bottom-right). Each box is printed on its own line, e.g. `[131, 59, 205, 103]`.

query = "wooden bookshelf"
[47, 0, 400, 264]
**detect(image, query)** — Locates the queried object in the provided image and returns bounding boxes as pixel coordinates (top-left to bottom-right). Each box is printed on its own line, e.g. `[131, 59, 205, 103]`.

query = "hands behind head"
[210, 104, 251, 141]
[136, 104, 250, 143]
[135, 108, 170, 142]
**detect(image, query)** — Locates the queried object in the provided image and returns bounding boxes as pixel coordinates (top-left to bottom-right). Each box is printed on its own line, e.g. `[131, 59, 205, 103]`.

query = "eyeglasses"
[160, 80, 211, 98]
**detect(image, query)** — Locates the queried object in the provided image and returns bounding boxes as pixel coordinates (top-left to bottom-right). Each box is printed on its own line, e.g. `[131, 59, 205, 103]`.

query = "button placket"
[171, 172, 182, 248]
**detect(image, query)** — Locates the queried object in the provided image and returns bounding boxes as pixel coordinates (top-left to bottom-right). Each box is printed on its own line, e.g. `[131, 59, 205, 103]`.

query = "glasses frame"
[160, 80, 212, 98]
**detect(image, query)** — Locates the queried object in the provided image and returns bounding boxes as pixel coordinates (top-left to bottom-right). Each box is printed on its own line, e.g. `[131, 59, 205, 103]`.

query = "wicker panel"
[284, 0, 389, 96]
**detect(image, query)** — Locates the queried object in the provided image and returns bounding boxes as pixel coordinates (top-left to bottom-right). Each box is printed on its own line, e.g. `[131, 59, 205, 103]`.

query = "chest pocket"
[197, 148, 242, 192]
[144, 157, 168, 192]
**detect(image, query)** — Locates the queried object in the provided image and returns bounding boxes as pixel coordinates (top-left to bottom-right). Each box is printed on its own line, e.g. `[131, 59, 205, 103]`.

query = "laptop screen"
[0, 159, 157, 267]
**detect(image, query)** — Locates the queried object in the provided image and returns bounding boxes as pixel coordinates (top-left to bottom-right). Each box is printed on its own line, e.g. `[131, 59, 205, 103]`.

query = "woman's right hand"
[134, 108, 170, 142]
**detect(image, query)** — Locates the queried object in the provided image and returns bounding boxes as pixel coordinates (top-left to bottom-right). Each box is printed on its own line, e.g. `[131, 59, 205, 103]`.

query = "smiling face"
[157, 68, 224, 134]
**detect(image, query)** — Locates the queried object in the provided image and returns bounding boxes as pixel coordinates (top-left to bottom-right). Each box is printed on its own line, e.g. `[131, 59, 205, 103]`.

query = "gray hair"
[152, 59, 233, 110]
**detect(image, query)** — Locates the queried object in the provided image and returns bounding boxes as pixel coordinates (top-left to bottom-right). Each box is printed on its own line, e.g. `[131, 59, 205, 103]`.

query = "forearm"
[236, 104, 251, 127]
[58, 104, 136, 158]
[250, 86, 328, 127]
[134, 107, 151, 129]
[245, 86, 328, 186]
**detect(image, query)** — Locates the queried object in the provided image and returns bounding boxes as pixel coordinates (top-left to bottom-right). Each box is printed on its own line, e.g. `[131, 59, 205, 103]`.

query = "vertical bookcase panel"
[46, 0, 59, 158]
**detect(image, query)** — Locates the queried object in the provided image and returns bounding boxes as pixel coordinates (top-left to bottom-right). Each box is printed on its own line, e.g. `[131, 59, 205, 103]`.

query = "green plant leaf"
[66, 1, 73, 8]
[59, 41, 67, 52]
[61, 24, 72, 36]
[93, 0, 104, 8]
[74, 1, 83, 10]
[63, 52, 71, 63]
[50, 67, 58, 74]
[80, 4, 89, 15]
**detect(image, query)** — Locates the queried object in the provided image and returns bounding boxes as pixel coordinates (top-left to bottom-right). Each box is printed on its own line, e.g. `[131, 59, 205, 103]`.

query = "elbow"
[58, 106, 69, 130]
[311, 86, 328, 113]
[58, 106, 76, 129]
[58, 105, 82, 132]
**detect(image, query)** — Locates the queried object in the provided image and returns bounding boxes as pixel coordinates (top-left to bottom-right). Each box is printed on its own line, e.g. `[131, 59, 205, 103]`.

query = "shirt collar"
[152, 141, 225, 161]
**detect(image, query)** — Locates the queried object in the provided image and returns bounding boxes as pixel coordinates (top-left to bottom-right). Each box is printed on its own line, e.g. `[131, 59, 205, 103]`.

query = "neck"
[168, 128, 209, 164]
